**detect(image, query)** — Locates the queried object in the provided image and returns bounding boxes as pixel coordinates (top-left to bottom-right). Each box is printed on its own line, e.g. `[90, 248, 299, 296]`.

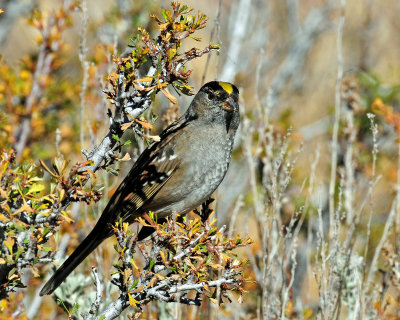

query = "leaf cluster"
[104, 1, 218, 126]
[108, 211, 252, 313]
[0, 149, 105, 299]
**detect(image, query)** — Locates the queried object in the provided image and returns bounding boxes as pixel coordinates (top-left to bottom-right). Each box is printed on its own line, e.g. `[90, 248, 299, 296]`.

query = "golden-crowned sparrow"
[40, 81, 240, 296]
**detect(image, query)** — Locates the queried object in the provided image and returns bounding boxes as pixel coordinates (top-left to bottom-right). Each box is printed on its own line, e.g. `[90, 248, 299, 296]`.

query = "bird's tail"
[39, 226, 107, 296]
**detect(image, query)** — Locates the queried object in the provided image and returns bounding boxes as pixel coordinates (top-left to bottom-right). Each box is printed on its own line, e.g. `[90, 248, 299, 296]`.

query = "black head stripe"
[200, 81, 239, 97]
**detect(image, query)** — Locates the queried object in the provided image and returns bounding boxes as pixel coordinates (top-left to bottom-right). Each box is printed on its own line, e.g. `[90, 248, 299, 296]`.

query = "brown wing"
[98, 116, 188, 228]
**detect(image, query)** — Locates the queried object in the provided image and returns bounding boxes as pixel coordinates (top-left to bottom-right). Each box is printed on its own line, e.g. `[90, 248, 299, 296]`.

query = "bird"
[39, 81, 240, 296]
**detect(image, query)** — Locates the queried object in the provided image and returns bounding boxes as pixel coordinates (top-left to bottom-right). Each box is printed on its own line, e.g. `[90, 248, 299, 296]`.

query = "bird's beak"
[221, 97, 235, 112]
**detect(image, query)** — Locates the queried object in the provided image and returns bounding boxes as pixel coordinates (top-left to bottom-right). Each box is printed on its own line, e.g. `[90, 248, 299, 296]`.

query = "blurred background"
[1, 0, 400, 318]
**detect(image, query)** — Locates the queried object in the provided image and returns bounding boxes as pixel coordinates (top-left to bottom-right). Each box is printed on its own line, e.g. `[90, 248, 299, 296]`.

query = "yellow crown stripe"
[219, 82, 233, 94]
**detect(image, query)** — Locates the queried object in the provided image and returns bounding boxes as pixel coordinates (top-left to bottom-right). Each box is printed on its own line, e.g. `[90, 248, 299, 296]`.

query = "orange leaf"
[12, 200, 33, 216]
[161, 88, 177, 104]
[159, 22, 169, 30]
[121, 121, 134, 132]
[145, 135, 160, 142]
[119, 153, 131, 162]
[39, 159, 58, 177]
[134, 77, 153, 83]
[4, 238, 14, 255]
[135, 119, 153, 130]
[127, 115, 153, 130]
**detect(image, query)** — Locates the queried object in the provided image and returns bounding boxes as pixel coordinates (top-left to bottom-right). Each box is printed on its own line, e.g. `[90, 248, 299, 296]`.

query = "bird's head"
[186, 81, 240, 133]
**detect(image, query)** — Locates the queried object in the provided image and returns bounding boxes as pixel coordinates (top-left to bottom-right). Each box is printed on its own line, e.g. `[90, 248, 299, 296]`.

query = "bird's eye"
[207, 91, 215, 100]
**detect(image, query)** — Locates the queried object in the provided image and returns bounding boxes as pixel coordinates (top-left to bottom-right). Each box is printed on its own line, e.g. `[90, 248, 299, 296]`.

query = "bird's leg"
[194, 197, 215, 223]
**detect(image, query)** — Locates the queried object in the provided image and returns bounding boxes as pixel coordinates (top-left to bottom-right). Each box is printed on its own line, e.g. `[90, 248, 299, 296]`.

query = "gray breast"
[151, 127, 235, 216]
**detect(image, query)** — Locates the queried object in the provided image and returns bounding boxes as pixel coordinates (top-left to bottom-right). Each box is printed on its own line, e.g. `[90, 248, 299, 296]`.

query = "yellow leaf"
[156, 82, 168, 89]
[159, 22, 169, 30]
[371, 97, 385, 114]
[61, 210, 74, 223]
[58, 188, 65, 201]
[221, 253, 231, 262]
[27, 184, 45, 195]
[0, 9, 4, 14]
[210, 264, 222, 270]
[303, 308, 313, 319]
[136, 217, 152, 227]
[123, 222, 129, 232]
[209, 298, 217, 304]
[0, 298, 8, 310]
[285, 300, 294, 316]
[128, 293, 139, 306]
[130, 258, 139, 270]
[20, 70, 31, 80]
[0, 258, 6, 264]
[160, 250, 166, 263]
[373, 300, 381, 310]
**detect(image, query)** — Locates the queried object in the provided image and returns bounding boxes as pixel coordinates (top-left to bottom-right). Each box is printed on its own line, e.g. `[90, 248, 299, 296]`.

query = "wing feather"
[98, 116, 188, 227]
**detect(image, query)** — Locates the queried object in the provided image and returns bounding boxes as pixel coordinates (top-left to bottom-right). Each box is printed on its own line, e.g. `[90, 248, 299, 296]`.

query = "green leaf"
[161, 9, 169, 22]
[14, 224, 26, 232]
[129, 279, 139, 290]
[71, 303, 79, 313]
[42, 227, 50, 237]
[149, 211, 154, 221]
[14, 248, 24, 260]
[27, 183, 45, 194]
[167, 266, 177, 273]
[106, 167, 120, 176]
[112, 134, 120, 142]
[151, 112, 158, 123]
[179, 5, 188, 13]
[149, 259, 155, 271]
[123, 140, 132, 146]
[210, 43, 220, 50]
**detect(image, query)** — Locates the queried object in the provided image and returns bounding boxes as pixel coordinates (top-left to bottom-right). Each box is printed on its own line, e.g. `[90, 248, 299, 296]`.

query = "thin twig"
[328, 0, 346, 239]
